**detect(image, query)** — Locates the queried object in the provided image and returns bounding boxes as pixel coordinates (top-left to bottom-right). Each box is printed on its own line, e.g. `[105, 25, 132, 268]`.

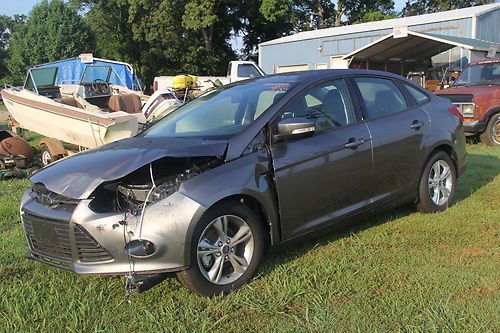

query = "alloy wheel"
[197, 215, 254, 285]
[428, 159, 453, 206]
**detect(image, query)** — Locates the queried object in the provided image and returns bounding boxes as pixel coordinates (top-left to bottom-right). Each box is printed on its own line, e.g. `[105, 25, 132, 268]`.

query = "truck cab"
[436, 58, 500, 146]
[153, 61, 265, 93]
[226, 61, 265, 81]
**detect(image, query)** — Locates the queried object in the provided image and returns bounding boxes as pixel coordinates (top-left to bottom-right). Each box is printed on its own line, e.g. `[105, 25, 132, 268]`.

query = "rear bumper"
[20, 189, 205, 275]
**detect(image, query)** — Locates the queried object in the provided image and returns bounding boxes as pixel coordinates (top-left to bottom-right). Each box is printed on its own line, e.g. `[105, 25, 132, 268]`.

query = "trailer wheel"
[40, 144, 59, 166]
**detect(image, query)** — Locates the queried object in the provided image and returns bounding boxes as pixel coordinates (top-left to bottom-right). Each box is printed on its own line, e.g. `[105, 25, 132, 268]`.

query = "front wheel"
[177, 201, 265, 296]
[479, 113, 500, 146]
[417, 151, 457, 213]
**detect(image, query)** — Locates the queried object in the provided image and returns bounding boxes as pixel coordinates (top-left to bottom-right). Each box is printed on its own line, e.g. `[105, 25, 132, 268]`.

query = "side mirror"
[273, 117, 315, 142]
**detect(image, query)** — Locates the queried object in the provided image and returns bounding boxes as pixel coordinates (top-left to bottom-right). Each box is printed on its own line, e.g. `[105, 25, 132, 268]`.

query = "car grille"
[22, 213, 112, 265]
[74, 225, 113, 262]
[23, 213, 72, 263]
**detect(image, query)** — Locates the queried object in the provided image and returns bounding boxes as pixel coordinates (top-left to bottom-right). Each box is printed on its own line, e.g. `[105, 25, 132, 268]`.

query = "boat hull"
[1, 89, 140, 149]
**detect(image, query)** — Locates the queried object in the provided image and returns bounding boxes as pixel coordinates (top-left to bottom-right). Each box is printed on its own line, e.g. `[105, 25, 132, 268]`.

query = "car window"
[354, 77, 407, 119]
[237, 64, 262, 78]
[279, 79, 355, 132]
[144, 80, 295, 139]
[403, 83, 429, 104]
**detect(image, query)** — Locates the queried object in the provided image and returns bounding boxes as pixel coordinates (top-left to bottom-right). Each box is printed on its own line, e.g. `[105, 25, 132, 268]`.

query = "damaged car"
[20, 70, 467, 296]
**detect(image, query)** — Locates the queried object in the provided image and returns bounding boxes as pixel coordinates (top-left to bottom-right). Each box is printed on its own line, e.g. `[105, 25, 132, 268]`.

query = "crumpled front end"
[20, 169, 208, 275]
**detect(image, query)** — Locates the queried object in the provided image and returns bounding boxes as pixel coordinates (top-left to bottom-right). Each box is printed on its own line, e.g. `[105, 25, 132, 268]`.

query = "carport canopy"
[342, 31, 494, 62]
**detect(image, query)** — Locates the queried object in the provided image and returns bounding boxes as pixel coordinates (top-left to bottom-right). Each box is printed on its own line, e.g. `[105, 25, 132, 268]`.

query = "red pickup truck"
[436, 58, 500, 146]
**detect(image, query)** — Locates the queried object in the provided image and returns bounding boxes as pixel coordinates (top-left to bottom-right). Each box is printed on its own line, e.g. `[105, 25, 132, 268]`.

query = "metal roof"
[260, 3, 500, 47]
[341, 31, 496, 62]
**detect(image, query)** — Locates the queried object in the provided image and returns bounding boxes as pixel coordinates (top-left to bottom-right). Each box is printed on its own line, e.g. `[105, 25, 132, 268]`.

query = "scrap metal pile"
[0, 130, 38, 180]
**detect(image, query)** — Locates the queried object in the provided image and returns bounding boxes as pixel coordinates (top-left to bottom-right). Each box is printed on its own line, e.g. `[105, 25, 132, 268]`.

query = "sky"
[0, 0, 408, 16]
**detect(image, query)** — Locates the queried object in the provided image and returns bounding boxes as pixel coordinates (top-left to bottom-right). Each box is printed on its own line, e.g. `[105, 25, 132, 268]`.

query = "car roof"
[255, 69, 409, 84]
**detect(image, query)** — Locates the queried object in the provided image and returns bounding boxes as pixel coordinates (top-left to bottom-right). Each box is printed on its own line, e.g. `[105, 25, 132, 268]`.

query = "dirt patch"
[458, 247, 487, 256]
[437, 243, 451, 250]
[475, 286, 496, 297]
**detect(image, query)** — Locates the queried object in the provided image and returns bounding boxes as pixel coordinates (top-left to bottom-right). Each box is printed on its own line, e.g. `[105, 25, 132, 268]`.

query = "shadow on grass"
[454, 151, 499, 202]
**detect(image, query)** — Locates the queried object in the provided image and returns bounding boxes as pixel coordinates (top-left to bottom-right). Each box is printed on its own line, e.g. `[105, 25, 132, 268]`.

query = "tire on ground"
[417, 151, 457, 213]
[177, 200, 265, 296]
[479, 113, 500, 147]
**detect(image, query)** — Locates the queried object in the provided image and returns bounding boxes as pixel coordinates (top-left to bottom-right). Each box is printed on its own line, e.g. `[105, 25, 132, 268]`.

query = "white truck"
[153, 60, 265, 93]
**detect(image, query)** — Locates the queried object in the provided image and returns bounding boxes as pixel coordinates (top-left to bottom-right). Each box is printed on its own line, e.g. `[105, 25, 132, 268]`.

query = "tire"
[40, 144, 59, 166]
[177, 200, 265, 296]
[479, 113, 500, 146]
[417, 151, 457, 213]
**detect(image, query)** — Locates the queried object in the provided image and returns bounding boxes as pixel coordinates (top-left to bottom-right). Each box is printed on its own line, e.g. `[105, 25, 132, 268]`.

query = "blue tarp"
[36, 57, 138, 90]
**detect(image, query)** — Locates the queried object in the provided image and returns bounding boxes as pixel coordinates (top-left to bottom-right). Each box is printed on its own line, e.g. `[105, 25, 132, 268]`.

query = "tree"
[336, 0, 395, 25]
[0, 15, 26, 83]
[358, 10, 396, 23]
[76, 0, 236, 85]
[7, 0, 93, 84]
[402, 0, 494, 16]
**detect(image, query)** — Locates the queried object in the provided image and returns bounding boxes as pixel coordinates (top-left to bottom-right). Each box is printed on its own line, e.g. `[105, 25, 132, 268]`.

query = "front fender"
[179, 149, 280, 251]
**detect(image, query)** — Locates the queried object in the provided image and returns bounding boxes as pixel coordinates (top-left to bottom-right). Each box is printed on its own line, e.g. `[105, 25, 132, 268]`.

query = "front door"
[270, 78, 373, 239]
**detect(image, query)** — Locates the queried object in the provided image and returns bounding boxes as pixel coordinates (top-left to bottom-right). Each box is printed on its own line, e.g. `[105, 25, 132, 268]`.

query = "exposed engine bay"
[89, 156, 222, 214]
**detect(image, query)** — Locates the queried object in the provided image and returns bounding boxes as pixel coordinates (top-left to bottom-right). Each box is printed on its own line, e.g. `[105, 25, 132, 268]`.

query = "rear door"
[350, 76, 430, 204]
[270, 78, 373, 239]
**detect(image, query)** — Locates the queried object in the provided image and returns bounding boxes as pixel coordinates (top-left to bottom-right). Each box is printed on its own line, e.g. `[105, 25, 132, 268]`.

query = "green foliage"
[7, 0, 93, 85]
[0, 15, 26, 83]
[358, 10, 397, 23]
[78, 0, 236, 87]
[339, 0, 395, 25]
[402, 0, 494, 16]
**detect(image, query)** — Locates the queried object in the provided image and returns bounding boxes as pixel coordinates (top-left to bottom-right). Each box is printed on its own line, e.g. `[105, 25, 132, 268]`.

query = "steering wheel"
[91, 79, 110, 94]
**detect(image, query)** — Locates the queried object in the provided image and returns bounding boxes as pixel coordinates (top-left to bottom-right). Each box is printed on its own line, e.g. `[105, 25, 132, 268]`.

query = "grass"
[0, 144, 498, 332]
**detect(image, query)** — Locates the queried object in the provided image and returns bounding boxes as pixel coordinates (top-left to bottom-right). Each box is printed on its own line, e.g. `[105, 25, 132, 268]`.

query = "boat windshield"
[80, 66, 112, 84]
[25, 67, 58, 91]
[142, 79, 296, 140]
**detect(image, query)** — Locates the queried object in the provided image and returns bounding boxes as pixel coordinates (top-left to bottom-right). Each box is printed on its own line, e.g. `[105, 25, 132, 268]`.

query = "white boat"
[1, 55, 181, 162]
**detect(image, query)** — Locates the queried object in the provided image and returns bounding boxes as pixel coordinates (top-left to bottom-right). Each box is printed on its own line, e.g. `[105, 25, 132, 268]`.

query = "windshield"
[143, 80, 295, 139]
[80, 66, 112, 84]
[25, 67, 58, 90]
[454, 62, 500, 87]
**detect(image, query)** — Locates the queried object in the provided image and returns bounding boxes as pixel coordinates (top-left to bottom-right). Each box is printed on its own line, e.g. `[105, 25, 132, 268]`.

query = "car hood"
[30, 136, 228, 199]
[436, 85, 499, 98]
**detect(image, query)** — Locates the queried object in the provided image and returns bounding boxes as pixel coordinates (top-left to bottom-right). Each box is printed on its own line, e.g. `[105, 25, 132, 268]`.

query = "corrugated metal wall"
[476, 9, 500, 42]
[260, 16, 483, 74]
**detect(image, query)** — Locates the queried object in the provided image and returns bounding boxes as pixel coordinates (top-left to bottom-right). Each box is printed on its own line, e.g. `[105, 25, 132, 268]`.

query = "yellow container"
[172, 75, 198, 89]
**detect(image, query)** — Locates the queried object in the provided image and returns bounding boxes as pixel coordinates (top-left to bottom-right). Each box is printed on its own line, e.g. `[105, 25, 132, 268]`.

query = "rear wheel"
[479, 113, 500, 146]
[417, 151, 456, 213]
[177, 201, 265, 296]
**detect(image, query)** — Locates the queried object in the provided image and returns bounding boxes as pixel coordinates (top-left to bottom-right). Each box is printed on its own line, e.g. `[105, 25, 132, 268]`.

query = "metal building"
[258, 3, 500, 76]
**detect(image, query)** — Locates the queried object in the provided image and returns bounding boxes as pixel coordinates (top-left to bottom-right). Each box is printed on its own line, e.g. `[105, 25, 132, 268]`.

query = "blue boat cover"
[36, 57, 138, 90]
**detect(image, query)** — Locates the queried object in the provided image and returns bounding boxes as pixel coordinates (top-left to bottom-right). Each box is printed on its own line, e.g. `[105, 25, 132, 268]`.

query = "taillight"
[448, 105, 464, 123]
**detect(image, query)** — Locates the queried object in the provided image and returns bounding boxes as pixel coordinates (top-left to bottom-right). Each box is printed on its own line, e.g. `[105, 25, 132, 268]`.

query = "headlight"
[461, 103, 475, 116]
[455, 103, 475, 117]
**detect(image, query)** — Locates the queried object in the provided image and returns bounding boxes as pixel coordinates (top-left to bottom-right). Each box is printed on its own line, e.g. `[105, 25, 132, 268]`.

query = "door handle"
[344, 138, 365, 149]
[410, 120, 424, 130]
